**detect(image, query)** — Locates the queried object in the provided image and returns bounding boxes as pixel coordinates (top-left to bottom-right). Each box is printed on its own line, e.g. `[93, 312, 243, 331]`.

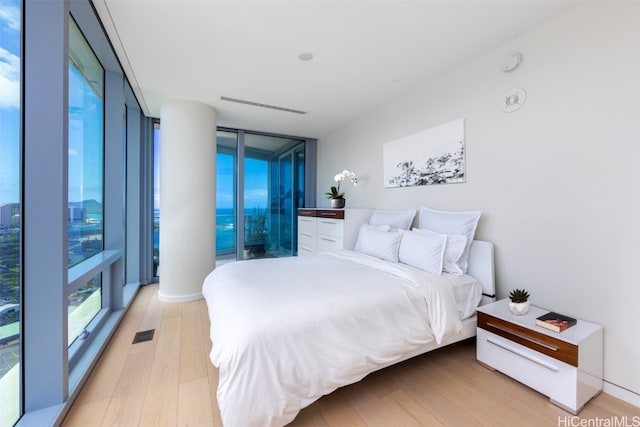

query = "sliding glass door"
[274, 145, 304, 254]
[216, 131, 238, 263]
[277, 151, 293, 253]
[242, 133, 305, 259]
[214, 131, 307, 262]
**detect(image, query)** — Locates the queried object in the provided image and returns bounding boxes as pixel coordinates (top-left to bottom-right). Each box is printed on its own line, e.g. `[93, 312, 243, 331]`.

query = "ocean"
[153, 208, 249, 252]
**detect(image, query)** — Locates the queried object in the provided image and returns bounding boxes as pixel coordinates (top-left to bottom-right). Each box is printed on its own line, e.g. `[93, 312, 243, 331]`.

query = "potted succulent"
[508, 288, 530, 315]
[325, 169, 358, 208]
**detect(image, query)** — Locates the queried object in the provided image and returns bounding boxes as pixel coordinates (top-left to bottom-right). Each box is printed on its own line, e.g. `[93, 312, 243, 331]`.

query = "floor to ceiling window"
[14, 1, 147, 423]
[67, 17, 104, 347]
[0, 0, 21, 424]
[153, 122, 160, 277]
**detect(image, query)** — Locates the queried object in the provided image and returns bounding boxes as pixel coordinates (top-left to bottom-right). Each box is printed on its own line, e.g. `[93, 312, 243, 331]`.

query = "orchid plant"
[325, 169, 358, 200]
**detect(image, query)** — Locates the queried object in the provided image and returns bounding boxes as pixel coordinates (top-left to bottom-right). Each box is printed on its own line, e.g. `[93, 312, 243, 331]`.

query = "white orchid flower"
[326, 169, 358, 200]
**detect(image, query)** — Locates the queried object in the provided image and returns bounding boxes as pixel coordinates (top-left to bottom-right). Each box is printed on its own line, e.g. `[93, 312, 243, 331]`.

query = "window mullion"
[22, 0, 70, 411]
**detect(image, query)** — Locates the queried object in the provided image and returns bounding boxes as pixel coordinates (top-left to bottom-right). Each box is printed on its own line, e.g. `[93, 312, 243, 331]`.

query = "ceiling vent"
[220, 96, 306, 115]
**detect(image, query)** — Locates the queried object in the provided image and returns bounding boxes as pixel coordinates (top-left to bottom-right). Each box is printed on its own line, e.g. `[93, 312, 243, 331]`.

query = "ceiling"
[93, 0, 579, 138]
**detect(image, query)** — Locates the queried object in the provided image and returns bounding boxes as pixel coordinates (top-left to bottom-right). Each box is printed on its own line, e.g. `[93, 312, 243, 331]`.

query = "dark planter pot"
[246, 243, 265, 257]
[331, 198, 345, 208]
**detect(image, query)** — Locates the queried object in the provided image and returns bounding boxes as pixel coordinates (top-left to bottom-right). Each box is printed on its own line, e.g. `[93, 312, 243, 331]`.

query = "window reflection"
[68, 18, 104, 267]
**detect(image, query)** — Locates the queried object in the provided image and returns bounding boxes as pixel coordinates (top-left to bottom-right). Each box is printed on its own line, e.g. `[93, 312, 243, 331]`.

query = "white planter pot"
[509, 300, 530, 316]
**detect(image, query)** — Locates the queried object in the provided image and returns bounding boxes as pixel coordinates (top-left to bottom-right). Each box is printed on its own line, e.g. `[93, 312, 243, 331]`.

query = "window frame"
[0, 0, 23, 424]
[66, 15, 107, 352]
[19, 1, 146, 424]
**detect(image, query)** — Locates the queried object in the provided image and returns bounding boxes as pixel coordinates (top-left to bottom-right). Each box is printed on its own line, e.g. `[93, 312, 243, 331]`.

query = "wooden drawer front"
[317, 218, 344, 238]
[298, 209, 317, 217]
[478, 311, 578, 367]
[316, 209, 345, 220]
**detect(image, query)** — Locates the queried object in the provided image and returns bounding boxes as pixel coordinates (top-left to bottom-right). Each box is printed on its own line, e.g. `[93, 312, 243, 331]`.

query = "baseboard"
[157, 290, 203, 303]
[603, 381, 640, 408]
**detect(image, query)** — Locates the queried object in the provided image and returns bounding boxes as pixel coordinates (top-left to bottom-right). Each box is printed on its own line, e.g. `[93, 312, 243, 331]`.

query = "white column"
[159, 100, 217, 302]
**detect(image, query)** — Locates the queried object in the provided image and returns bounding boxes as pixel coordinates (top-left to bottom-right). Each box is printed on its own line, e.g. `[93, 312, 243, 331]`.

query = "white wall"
[317, 2, 640, 397]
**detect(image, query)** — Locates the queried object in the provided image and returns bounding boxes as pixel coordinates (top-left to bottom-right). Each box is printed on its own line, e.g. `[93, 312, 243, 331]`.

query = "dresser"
[476, 299, 603, 414]
[297, 208, 372, 255]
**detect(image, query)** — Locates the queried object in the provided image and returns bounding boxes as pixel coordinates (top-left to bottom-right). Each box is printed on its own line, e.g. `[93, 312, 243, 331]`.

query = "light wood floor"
[63, 284, 640, 426]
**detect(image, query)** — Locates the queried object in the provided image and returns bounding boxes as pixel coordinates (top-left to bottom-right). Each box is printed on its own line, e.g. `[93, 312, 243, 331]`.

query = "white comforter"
[202, 250, 464, 427]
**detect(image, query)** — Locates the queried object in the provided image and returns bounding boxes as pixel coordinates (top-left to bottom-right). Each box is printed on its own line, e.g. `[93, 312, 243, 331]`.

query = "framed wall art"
[383, 118, 465, 188]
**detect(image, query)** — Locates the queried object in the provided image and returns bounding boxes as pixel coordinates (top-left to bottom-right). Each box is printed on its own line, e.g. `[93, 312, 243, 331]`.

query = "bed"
[202, 236, 495, 427]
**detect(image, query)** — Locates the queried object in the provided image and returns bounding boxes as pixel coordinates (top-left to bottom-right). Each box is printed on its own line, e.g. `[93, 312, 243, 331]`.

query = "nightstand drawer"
[477, 329, 577, 406]
[298, 217, 316, 235]
[298, 232, 315, 250]
[316, 209, 345, 220]
[297, 209, 317, 217]
[298, 244, 315, 256]
[478, 311, 578, 367]
[316, 234, 342, 251]
[317, 218, 344, 238]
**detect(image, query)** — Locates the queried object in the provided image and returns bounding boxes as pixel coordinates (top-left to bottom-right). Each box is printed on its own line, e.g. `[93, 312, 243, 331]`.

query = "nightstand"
[297, 208, 372, 255]
[476, 299, 603, 414]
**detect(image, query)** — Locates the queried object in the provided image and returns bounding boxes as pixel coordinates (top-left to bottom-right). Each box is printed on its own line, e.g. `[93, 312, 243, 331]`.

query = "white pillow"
[369, 209, 416, 230]
[413, 228, 467, 275]
[418, 206, 481, 273]
[358, 229, 402, 262]
[354, 223, 391, 252]
[398, 230, 446, 275]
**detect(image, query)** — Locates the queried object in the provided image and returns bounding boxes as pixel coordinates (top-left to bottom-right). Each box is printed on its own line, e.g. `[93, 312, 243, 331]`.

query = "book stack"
[536, 311, 577, 332]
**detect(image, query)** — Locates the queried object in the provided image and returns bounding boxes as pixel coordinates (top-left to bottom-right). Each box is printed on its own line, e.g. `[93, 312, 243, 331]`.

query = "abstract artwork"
[383, 118, 465, 188]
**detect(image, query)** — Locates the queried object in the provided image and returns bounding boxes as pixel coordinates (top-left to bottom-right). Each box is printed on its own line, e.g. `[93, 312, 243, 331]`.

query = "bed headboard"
[466, 240, 496, 306]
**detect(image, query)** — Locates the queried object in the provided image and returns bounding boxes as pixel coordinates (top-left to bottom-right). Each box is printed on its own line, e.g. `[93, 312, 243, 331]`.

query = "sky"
[0, 0, 268, 212]
[0, 0, 20, 205]
[0, 0, 104, 206]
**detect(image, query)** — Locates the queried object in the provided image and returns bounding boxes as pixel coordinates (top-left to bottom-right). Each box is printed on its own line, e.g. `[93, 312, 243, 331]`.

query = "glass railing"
[154, 211, 291, 272]
[216, 212, 236, 254]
